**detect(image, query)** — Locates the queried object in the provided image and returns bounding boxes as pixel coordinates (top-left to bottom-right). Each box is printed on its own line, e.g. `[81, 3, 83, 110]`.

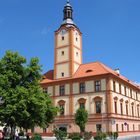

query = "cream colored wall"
[56, 47, 69, 63]
[56, 63, 69, 79]
[55, 85, 59, 96]
[57, 32, 69, 47]
[85, 81, 94, 92]
[74, 47, 81, 63]
[65, 84, 70, 95]
[55, 97, 70, 115]
[73, 83, 79, 94]
[48, 86, 53, 96]
[73, 30, 81, 48]
[74, 63, 80, 73]
[101, 79, 106, 90]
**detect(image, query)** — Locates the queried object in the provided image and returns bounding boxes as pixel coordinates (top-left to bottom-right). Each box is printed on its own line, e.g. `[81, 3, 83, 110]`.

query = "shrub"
[31, 133, 42, 140]
[84, 132, 92, 140]
[108, 132, 118, 139]
[94, 132, 107, 140]
[53, 128, 67, 140]
[18, 130, 24, 136]
[69, 132, 81, 140]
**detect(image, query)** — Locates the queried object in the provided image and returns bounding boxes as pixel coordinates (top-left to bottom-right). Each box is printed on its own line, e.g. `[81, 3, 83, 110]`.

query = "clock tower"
[54, 0, 82, 79]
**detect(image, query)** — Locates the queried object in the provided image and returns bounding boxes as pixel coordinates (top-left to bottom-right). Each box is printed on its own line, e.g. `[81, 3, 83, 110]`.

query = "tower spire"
[62, 0, 74, 25]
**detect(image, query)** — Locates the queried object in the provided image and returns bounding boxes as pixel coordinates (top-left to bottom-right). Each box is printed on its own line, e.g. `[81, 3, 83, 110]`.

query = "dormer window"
[86, 70, 93, 73]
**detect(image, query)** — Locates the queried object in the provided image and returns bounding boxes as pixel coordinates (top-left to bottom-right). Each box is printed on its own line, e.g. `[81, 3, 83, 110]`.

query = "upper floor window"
[60, 85, 65, 96]
[137, 105, 139, 117]
[124, 86, 127, 96]
[76, 37, 78, 41]
[130, 89, 132, 98]
[79, 83, 85, 93]
[113, 81, 116, 92]
[80, 103, 85, 109]
[120, 102, 123, 115]
[119, 84, 121, 94]
[95, 81, 101, 92]
[126, 103, 128, 115]
[95, 101, 102, 113]
[60, 104, 65, 116]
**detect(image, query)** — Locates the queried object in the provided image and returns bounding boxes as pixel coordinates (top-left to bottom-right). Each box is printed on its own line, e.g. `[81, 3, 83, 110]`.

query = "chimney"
[115, 68, 120, 74]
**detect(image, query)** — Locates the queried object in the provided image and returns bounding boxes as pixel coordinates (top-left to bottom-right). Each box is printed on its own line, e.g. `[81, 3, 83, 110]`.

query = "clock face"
[60, 29, 67, 35]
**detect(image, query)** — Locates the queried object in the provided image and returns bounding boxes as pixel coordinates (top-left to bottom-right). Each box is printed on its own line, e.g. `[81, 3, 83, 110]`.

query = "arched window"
[58, 100, 66, 116]
[94, 96, 102, 114]
[78, 98, 86, 109]
[114, 97, 118, 114]
[125, 100, 129, 116]
[120, 98, 123, 115]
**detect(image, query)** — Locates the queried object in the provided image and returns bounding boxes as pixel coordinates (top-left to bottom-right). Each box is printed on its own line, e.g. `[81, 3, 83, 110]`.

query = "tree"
[0, 51, 57, 136]
[74, 108, 88, 133]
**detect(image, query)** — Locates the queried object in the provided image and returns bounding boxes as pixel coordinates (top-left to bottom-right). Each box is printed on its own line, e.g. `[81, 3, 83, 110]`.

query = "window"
[136, 92, 138, 100]
[127, 124, 129, 131]
[80, 103, 85, 109]
[139, 125, 140, 131]
[43, 88, 48, 93]
[133, 124, 135, 131]
[62, 36, 64, 40]
[113, 81, 116, 92]
[76, 52, 78, 56]
[114, 101, 117, 114]
[61, 72, 64, 77]
[137, 105, 139, 117]
[126, 104, 128, 115]
[31, 127, 34, 133]
[60, 104, 65, 116]
[116, 124, 118, 132]
[122, 124, 124, 131]
[130, 89, 132, 98]
[95, 81, 101, 92]
[95, 101, 102, 113]
[76, 37, 78, 41]
[120, 102, 123, 115]
[119, 84, 121, 94]
[43, 128, 47, 133]
[61, 51, 64, 55]
[124, 86, 127, 96]
[79, 83, 85, 93]
[96, 124, 102, 132]
[132, 105, 134, 117]
[60, 85, 65, 96]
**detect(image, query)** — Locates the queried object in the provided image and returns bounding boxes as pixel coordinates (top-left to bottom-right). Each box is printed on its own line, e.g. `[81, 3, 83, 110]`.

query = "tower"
[54, 0, 82, 79]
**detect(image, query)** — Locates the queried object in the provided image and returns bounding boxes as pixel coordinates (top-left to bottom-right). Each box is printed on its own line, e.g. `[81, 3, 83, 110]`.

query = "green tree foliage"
[0, 51, 57, 131]
[74, 108, 88, 133]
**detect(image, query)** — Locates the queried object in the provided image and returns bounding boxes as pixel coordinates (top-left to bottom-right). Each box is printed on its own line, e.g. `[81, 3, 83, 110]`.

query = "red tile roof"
[41, 62, 140, 90]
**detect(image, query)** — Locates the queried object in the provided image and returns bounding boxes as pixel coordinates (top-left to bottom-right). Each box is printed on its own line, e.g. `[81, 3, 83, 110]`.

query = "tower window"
[61, 51, 64, 55]
[61, 72, 64, 77]
[62, 36, 64, 40]
[95, 81, 101, 92]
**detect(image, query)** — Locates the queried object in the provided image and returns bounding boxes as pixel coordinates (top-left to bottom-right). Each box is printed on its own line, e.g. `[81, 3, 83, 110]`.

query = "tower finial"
[67, 0, 70, 3]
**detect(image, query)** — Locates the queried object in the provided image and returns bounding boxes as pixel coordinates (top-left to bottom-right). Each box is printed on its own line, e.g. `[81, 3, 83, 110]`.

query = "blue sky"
[0, 0, 140, 84]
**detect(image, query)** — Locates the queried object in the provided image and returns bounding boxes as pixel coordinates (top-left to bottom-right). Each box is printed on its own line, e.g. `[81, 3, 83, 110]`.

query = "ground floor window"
[96, 124, 102, 132]
[116, 124, 118, 132]
[59, 127, 67, 132]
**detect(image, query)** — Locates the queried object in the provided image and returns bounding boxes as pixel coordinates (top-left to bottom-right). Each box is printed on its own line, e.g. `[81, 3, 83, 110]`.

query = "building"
[40, 0, 140, 136]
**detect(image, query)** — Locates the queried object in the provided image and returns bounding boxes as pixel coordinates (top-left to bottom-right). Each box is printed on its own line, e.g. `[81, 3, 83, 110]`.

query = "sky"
[0, 0, 140, 84]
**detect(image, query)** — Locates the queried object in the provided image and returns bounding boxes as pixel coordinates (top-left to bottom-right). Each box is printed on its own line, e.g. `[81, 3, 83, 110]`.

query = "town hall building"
[39, 0, 140, 136]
